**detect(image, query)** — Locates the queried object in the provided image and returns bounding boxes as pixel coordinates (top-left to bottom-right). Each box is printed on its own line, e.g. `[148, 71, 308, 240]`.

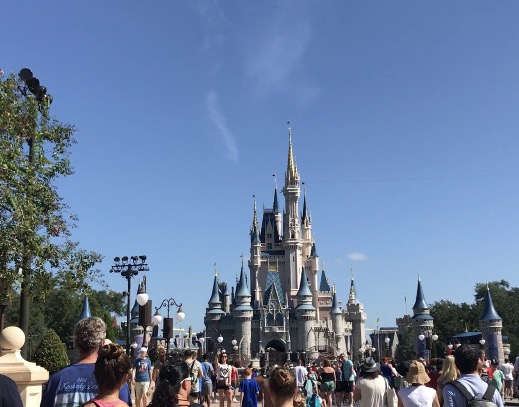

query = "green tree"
[0, 71, 103, 356]
[33, 329, 70, 374]
[395, 325, 415, 361]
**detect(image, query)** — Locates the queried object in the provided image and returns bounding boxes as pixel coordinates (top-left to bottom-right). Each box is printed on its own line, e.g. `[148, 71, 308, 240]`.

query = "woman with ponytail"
[83, 343, 132, 407]
[149, 360, 199, 407]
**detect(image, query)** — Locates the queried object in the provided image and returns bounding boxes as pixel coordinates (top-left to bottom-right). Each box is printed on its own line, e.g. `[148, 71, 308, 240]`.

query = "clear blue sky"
[3, 1, 519, 334]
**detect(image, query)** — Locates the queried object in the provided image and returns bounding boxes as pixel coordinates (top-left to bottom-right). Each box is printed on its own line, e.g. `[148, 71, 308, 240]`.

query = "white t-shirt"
[499, 363, 514, 380]
[217, 364, 231, 383]
[293, 366, 307, 386]
[398, 385, 436, 407]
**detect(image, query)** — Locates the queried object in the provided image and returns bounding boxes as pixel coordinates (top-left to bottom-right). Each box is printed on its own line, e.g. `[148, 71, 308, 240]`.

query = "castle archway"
[265, 339, 287, 366]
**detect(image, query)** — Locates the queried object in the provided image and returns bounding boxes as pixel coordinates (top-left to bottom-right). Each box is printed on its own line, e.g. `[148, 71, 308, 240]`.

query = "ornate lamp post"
[152, 298, 185, 353]
[232, 337, 238, 365]
[384, 336, 390, 357]
[110, 255, 149, 355]
[217, 333, 224, 352]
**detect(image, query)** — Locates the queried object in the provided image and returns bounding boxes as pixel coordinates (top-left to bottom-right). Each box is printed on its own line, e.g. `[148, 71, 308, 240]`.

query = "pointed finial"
[350, 267, 354, 279]
[322, 258, 325, 270]
[273, 173, 277, 189]
[214, 262, 218, 277]
[252, 195, 258, 228]
[241, 253, 244, 268]
[286, 122, 299, 180]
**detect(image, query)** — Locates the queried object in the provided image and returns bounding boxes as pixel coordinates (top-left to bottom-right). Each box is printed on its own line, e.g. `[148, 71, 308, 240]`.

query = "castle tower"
[301, 190, 313, 257]
[411, 276, 434, 358]
[479, 286, 504, 363]
[331, 291, 346, 354]
[296, 267, 317, 358]
[233, 263, 253, 360]
[249, 198, 262, 306]
[283, 126, 303, 297]
[344, 274, 366, 358]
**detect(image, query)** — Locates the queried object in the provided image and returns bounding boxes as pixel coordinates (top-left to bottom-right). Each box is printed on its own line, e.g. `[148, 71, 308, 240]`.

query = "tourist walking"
[293, 359, 307, 393]
[185, 350, 203, 404]
[341, 353, 355, 407]
[40, 317, 132, 407]
[148, 360, 200, 407]
[397, 361, 439, 407]
[436, 355, 458, 405]
[333, 360, 344, 407]
[215, 351, 232, 407]
[318, 359, 336, 407]
[442, 346, 503, 407]
[499, 358, 514, 400]
[268, 367, 297, 407]
[132, 347, 152, 407]
[491, 360, 505, 396]
[200, 354, 214, 407]
[83, 343, 132, 407]
[239, 367, 260, 407]
[353, 357, 387, 407]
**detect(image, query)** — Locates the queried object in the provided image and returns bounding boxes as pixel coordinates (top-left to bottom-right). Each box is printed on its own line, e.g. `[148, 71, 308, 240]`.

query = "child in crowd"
[239, 367, 260, 407]
[83, 343, 132, 407]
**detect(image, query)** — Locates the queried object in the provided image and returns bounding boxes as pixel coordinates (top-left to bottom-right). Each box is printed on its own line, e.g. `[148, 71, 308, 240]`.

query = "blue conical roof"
[319, 269, 331, 292]
[480, 287, 502, 321]
[252, 224, 261, 244]
[273, 186, 279, 212]
[310, 242, 318, 257]
[297, 267, 312, 298]
[235, 266, 251, 298]
[331, 292, 341, 314]
[302, 193, 308, 222]
[412, 277, 429, 313]
[79, 296, 91, 320]
[208, 275, 222, 306]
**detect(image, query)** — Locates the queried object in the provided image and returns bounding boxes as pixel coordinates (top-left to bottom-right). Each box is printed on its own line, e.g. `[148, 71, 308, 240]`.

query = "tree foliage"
[33, 328, 70, 374]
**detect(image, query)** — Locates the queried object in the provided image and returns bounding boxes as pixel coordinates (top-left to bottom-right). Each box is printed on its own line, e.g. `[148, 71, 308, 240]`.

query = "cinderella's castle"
[204, 129, 367, 364]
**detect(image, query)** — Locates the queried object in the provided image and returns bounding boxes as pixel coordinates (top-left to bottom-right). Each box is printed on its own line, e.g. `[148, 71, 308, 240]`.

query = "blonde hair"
[439, 355, 458, 384]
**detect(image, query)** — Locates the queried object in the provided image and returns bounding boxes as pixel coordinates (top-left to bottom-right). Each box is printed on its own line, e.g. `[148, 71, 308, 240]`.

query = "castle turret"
[411, 276, 434, 358]
[344, 273, 366, 358]
[301, 189, 313, 256]
[296, 267, 316, 358]
[205, 275, 225, 324]
[479, 285, 504, 363]
[331, 291, 346, 354]
[233, 263, 253, 360]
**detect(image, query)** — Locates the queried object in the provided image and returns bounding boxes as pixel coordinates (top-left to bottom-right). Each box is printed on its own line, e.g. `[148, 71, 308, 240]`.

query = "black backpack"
[450, 380, 497, 407]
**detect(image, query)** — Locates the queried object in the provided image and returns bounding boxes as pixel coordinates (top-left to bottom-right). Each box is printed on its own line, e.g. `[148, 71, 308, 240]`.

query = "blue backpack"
[307, 393, 322, 407]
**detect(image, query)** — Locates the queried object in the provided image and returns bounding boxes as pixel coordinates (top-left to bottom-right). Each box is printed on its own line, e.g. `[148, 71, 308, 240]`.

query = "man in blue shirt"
[443, 345, 504, 407]
[40, 317, 131, 407]
[340, 353, 355, 407]
[200, 354, 214, 407]
[132, 347, 152, 407]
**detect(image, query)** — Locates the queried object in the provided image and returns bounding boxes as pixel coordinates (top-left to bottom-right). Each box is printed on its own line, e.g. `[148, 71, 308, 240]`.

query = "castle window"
[267, 233, 273, 239]
[267, 243, 272, 249]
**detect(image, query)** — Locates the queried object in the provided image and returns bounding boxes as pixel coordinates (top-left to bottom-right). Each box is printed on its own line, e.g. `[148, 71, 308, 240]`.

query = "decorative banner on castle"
[486, 333, 499, 363]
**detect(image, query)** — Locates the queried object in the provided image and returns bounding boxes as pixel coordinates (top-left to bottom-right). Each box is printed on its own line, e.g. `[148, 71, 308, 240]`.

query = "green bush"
[33, 329, 70, 374]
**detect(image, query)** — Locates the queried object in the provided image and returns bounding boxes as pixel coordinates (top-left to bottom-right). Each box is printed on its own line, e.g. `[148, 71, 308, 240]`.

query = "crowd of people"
[29, 318, 519, 407]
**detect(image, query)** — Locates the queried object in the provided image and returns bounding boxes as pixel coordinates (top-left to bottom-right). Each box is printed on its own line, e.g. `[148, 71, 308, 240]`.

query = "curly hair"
[149, 360, 190, 407]
[95, 344, 131, 396]
[74, 317, 106, 353]
[269, 367, 296, 401]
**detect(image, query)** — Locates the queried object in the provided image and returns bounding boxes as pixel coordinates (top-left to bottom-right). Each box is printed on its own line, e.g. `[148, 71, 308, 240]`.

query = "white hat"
[140, 347, 147, 353]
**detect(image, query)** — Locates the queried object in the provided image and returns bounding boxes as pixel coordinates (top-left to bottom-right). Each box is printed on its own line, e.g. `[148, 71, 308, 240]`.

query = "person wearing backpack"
[442, 346, 504, 407]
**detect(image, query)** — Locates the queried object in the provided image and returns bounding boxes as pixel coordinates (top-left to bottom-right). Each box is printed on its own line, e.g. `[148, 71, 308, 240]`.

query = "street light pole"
[110, 255, 149, 355]
[152, 298, 185, 353]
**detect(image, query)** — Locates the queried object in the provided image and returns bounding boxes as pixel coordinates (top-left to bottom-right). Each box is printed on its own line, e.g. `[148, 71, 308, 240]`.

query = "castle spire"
[236, 264, 251, 298]
[286, 122, 299, 182]
[302, 187, 308, 222]
[412, 275, 430, 313]
[348, 269, 356, 304]
[208, 275, 222, 307]
[273, 176, 279, 212]
[480, 286, 502, 321]
[79, 296, 92, 321]
[252, 195, 258, 229]
[331, 291, 341, 315]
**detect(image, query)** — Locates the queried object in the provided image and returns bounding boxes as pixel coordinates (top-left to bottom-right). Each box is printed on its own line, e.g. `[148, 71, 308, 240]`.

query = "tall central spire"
[286, 122, 299, 182]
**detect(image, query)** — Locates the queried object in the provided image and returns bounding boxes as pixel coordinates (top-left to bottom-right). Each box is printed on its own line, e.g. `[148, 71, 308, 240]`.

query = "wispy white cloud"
[206, 90, 238, 163]
[245, 5, 314, 98]
[348, 252, 368, 262]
